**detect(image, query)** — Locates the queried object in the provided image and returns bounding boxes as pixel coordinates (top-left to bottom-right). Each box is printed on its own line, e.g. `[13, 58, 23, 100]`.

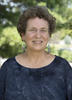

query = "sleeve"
[0, 61, 7, 100]
[66, 62, 72, 100]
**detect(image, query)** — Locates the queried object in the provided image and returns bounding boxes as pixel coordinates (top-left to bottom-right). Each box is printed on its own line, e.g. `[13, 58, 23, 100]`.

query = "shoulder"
[56, 55, 70, 65]
[55, 55, 71, 70]
[2, 57, 15, 65]
[0, 57, 16, 70]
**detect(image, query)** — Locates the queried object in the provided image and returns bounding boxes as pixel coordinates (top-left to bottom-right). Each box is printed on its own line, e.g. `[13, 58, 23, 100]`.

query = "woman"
[0, 6, 72, 100]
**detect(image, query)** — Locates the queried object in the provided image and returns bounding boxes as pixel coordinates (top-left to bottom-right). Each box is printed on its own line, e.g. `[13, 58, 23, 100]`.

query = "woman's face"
[22, 17, 50, 51]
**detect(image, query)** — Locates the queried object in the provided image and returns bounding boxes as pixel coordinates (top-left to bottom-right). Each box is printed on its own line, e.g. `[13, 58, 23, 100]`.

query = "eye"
[40, 29, 48, 33]
[28, 29, 37, 33]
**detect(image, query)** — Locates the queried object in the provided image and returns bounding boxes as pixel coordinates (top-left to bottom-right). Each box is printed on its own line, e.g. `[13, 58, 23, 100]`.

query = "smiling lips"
[32, 40, 43, 44]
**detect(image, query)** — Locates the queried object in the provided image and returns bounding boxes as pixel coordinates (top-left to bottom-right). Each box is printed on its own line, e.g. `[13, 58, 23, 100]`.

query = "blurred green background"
[0, 0, 72, 63]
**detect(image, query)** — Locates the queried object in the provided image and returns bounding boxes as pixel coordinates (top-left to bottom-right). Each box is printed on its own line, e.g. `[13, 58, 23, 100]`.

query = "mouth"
[32, 40, 43, 44]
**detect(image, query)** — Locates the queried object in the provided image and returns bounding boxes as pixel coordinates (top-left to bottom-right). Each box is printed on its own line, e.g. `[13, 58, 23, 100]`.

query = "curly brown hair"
[17, 6, 56, 36]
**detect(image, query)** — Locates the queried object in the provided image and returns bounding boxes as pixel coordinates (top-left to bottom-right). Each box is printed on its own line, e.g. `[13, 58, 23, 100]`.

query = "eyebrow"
[40, 27, 48, 30]
[28, 27, 48, 30]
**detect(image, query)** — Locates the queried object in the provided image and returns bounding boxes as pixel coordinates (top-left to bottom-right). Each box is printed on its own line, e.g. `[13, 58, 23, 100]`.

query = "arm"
[66, 69, 72, 100]
[66, 62, 72, 100]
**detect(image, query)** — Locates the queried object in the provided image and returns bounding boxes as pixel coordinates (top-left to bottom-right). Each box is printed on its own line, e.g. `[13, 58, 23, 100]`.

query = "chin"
[31, 47, 45, 51]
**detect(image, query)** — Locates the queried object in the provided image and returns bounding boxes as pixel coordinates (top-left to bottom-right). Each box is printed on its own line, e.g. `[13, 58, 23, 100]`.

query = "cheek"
[43, 35, 49, 41]
[26, 33, 35, 39]
[25, 36, 34, 44]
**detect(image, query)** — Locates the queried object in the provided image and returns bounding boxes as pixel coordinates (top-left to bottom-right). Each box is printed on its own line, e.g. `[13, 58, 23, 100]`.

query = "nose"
[36, 30, 41, 38]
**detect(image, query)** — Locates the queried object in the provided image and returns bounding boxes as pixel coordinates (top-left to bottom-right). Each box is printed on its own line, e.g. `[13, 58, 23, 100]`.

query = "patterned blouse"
[0, 56, 72, 100]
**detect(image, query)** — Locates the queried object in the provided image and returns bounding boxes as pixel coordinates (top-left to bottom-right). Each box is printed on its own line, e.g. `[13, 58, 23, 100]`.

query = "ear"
[21, 33, 25, 41]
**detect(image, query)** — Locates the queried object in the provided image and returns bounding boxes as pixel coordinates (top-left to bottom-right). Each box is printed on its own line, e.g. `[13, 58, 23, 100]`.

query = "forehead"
[27, 17, 49, 28]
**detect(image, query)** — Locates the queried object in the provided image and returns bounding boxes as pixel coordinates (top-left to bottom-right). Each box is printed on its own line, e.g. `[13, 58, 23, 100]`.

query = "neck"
[24, 49, 48, 63]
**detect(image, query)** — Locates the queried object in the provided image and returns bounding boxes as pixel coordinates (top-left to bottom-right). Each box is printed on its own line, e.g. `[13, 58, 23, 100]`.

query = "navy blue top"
[0, 56, 72, 100]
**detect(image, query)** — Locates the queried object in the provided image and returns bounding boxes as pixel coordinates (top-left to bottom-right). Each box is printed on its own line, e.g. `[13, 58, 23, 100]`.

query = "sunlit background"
[0, 0, 72, 66]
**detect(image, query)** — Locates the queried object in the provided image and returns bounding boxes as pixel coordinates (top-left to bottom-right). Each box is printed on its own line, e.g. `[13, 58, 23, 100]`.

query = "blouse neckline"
[14, 55, 57, 71]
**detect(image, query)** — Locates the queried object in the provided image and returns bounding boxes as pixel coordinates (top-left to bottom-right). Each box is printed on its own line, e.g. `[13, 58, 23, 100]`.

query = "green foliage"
[11, 0, 71, 9]
[49, 45, 59, 55]
[49, 46, 72, 62]
[65, 16, 72, 29]
[0, 0, 72, 58]
[60, 29, 72, 39]
[49, 8, 72, 39]
[58, 50, 72, 62]
[62, 8, 72, 18]
[49, 10, 67, 29]
[46, 0, 70, 9]
[0, 27, 24, 58]
[0, 26, 3, 35]
[12, 0, 37, 6]
[37, 2, 46, 6]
